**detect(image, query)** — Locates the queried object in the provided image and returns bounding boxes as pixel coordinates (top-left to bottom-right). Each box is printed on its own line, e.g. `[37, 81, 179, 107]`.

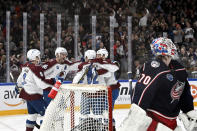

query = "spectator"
[139, 8, 149, 27]
[184, 21, 195, 42]
[173, 24, 184, 47]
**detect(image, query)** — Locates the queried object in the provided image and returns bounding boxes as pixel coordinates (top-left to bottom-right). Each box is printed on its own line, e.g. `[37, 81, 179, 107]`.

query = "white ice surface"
[0, 109, 187, 131]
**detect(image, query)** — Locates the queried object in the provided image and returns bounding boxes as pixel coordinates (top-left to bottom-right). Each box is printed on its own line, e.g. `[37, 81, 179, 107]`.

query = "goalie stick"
[9, 72, 41, 129]
[128, 72, 134, 101]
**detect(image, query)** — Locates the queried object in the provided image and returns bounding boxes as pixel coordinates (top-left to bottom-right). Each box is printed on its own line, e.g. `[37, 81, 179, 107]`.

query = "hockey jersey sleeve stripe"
[138, 70, 171, 106]
[175, 68, 185, 71]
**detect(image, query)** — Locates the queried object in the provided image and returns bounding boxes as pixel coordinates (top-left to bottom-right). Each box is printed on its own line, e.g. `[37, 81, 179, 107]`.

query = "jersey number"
[138, 74, 151, 85]
[22, 73, 27, 85]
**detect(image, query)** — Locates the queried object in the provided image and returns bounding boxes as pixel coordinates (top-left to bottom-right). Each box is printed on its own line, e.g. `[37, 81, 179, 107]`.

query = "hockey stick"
[10, 72, 20, 93]
[10, 72, 41, 129]
[128, 72, 134, 101]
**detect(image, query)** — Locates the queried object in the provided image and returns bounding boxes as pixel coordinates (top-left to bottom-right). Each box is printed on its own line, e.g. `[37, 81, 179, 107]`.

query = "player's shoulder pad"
[21, 62, 30, 68]
[64, 59, 72, 65]
[41, 59, 58, 70]
[66, 60, 81, 66]
[144, 59, 166, 75]
[170, 60, 188, 79]
[170, 60, 185, 70]
[27, 64, 45, 79]
[78, 62, 89, 71]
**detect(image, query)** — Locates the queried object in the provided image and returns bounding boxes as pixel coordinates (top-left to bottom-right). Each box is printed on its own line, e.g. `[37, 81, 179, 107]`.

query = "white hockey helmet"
[150, 37, 178, 59]
[55, 47, 67, 56]
[27, 49, 41, 61]
[97, 49, 108, 58]
[84, 50, 96, 60]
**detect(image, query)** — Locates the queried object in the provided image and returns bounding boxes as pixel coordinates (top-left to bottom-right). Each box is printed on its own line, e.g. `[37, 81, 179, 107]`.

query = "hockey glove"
[15, 86, 22, 94]
[56, 76, 64, 83]
[51, 76, 64, 84]
[178, 110, 197, 131]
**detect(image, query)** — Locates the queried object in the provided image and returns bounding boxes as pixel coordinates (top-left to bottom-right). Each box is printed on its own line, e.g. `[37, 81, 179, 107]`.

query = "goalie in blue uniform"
[118, 37, 197, 131]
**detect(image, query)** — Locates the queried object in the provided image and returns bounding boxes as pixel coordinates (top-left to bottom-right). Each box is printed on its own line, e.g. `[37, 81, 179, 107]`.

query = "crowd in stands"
[0, 0, 197, 82]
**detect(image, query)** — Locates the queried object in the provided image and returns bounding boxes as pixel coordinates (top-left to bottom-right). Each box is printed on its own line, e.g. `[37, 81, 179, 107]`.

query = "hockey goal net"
[40, 84, 113, 131]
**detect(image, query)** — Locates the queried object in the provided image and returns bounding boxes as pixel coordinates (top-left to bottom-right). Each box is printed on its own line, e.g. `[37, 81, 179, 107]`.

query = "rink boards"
[0, 79, 197, 116]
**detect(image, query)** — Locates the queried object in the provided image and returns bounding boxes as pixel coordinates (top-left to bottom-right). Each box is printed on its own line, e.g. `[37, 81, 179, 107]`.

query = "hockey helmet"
[85, 50, 96, 60]
[55, 47, 67, 56]
[27, 49, 41, 61]
[97, 49, 108, 58]
[150, 37, 177, 59]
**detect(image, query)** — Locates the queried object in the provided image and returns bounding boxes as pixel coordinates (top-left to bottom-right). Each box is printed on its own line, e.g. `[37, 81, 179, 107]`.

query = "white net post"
[109, 16, 115, 61]
[40, 13, 44, 57]
[40, 84, 113, 131]
[92, 16, 96, 50]
[57, 14, 61, 47]
[23, 12, 27, 63]
[6, 11, 10, 82]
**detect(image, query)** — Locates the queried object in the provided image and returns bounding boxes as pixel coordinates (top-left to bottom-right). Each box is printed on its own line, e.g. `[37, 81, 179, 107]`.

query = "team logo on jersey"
[56, 66, 59, 69]
[170, 80, 185, 103]
[151, 61, 160, 68]
[166, 74, 173, 81]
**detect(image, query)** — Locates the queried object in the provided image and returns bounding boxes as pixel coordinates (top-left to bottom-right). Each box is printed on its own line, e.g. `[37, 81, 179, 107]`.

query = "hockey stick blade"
[35, 123, 40, 129]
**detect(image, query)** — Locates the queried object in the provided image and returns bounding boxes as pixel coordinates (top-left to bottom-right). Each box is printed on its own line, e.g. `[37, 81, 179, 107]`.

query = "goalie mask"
[84, 50, 96, 60]
[97, 49, 108, 58]
[27, 49, 41, 61]
[150, 37, 178, 59]
[55, 47, 68, 56]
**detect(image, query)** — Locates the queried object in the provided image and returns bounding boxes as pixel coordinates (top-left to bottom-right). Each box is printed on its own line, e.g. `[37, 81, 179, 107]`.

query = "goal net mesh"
[40, 84, 112, 131]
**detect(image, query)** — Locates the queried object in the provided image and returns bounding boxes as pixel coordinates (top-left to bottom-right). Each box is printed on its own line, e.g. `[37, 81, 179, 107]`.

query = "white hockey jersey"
[17, 62, 54, 100]
[95, 59, 121, 89]
[42, 59, 81, 79]
[73, 58, 119, 88]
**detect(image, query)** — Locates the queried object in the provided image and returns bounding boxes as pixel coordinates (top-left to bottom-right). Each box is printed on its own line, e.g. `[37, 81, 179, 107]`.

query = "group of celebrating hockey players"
[16, 46, 120, 131]
[16, 36, 197, 131]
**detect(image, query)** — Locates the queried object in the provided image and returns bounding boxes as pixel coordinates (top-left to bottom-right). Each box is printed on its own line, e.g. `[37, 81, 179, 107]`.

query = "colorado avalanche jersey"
[17, 62, 54, 100]
[73, 58, 119, 88]
[132, 59, 194, 118]
[95, 59, 120, 89]
[42, 59, 81, 79]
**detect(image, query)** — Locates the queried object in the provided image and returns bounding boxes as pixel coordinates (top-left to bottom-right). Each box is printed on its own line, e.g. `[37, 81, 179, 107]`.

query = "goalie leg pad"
[117, 104, 152, 131]
[179, 110, 197, 131]
[156, 123, 173, 131]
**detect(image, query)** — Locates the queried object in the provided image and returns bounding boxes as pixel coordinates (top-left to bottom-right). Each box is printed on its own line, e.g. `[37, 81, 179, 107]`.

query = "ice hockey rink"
[1, 109, 128, 131]
[0, 108, 188, 131]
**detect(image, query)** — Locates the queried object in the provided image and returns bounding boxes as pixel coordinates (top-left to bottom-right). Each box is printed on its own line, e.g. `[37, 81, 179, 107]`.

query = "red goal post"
[40, 84, 113, 131]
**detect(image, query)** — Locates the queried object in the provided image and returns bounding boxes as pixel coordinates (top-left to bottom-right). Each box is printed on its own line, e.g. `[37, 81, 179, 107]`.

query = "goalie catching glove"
[178, 110, 197, 131]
